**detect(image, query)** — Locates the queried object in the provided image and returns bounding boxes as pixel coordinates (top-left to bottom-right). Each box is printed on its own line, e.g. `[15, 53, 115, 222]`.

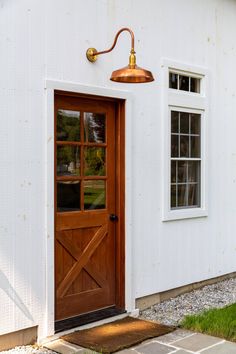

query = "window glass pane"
[190, 77, 200, 93]
[84, 147, 106, 176]
[57, 146, 80, 176]
[57, 110, 80, 141]
[178, 161, 187, 183]
[84, 113, 106, 143]
[57, 181, 80, 212]
[84, 180, 106, 210]
[171, 135, 179, 157]
[171, 161, 176, 183]
[171, 111, 179, 133]
[180, 112, 189, 134]
[179, 75, 189, 91]
[177, 184, 188, 207]
[190, 114, 201, 134]
[188, 183, 200, 206]
[171, 185, 177, 208]
[180, 135, 189, 157]
[169, 73, 178, 89]
[188, 161, 200, 183]
[191, 136, 200, 158]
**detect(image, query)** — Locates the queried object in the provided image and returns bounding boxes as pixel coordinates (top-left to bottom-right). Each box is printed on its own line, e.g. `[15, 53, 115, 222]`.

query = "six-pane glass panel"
[56, 110, 107, 212]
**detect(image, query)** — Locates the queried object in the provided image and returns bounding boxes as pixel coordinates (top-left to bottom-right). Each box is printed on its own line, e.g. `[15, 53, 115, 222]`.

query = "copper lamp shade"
[86, 28, 154, 84]
[110, 65, 154, 83]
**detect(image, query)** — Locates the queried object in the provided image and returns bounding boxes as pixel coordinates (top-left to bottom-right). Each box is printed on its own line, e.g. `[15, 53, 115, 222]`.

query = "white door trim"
[44, 79, 134, 338]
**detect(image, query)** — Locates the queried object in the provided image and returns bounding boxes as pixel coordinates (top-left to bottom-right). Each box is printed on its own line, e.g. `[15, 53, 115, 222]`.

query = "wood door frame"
[45, 80, 134, 338]
[54, 90, 125, 316]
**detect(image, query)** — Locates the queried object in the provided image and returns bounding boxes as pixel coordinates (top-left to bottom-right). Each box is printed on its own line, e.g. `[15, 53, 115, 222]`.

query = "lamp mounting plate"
[86, 48, 98, 62]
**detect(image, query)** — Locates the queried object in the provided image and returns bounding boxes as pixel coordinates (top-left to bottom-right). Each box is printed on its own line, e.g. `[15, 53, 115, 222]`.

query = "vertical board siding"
[0, 0, 236, 339]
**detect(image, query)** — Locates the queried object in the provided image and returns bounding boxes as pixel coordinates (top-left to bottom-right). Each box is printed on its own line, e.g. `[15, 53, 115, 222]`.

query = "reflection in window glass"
[57, 181, 80, 212]
[191, 136, 200, 158]
[180, 112, 189, 134]
[190, 77, 200, 93]
[188, 161, 200, 183]
[171, 111, 179, 133]
[84, 113, 106, 143]
[171, 135, 178, 157]
[84, 147, 106, 176]
[84, 180, 106, 210]
[178, 184, 187, 207]
[57, 146, 80, 176]
[171, 161, 176, 183]
[169, 73, 178, 89]
[57, 110, 80, 141]
[190, 114, 200, 134]
[180, 135, 189, 157]
[171, 185, 177, 208]
[179, 75, 189, 91]
[178, 161, 187, 183]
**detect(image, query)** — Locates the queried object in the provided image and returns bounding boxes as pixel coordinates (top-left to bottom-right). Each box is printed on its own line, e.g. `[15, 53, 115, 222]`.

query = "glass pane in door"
[57, 146, 80, 176]
[57, 109, 81, 141]
[84, 180, 106, 210]
[57, 181, 81, 211]
[84, 113, 106, 143]
[84, 147, 106, 176]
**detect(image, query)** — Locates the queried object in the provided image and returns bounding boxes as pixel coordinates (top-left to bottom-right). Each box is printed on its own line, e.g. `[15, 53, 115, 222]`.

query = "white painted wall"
[1, 0, 236, 340]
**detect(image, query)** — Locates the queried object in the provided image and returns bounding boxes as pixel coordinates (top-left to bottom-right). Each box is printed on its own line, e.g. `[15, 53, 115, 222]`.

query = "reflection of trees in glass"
[57, 146, 80, 175]
[84, 148, 105, 176]
[84, 113, 105, 142]
[57, 110, 80, 141]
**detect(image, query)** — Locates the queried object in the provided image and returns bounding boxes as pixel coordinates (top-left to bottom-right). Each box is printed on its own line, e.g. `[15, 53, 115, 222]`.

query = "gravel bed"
[140, 277, 236, 326]
[0, 346, 56, 354]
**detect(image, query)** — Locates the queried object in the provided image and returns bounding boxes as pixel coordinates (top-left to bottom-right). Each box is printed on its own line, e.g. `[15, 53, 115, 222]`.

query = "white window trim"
[161, 59, 208, 221]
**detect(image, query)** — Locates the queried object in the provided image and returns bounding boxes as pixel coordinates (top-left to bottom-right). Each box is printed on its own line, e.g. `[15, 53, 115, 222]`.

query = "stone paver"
[201, 341, 236, 353]
[155, 329, 193, 344]
[134, 341, 174, 354]
[172, 333, 222, 352]
[44, 339, 84, 354]
[174, 351, 194, 354]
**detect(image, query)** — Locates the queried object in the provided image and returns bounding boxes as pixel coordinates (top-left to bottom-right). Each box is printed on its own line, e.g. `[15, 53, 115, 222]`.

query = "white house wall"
[0, 0, 236, 340]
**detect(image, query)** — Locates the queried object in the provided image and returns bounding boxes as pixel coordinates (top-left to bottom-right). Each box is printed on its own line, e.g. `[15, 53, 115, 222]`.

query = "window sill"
[162, 208, 208, 221]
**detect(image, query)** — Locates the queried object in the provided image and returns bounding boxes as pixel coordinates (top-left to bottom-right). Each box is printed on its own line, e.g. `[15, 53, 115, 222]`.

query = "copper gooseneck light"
[86, 28, 154, 83]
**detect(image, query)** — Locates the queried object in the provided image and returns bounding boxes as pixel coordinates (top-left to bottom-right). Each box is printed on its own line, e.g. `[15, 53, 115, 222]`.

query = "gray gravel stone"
[0, 346, 56, 354]
[140, 278, 236, 326]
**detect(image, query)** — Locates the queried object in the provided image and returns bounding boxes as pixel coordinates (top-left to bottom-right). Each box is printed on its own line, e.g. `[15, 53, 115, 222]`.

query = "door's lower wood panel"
[56, 211, 108, 231]
[55, 222, 115, 321]
[56, 288, 112, 320]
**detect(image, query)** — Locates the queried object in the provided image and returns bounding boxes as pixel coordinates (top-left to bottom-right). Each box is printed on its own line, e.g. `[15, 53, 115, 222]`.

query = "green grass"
[180, 303, 236, 342]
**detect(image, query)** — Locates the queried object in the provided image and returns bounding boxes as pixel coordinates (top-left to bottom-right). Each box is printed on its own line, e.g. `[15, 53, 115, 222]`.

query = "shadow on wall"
[0, 270, 34, 322]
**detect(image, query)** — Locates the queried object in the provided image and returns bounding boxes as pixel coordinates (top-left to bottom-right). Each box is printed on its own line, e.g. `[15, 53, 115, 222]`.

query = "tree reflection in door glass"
[84, 180, 106, 210]
[84, 147, 106, 176]
[57, 110, 80, 141]
[57, 146, 80, 176]
[84, 113, 106, 143]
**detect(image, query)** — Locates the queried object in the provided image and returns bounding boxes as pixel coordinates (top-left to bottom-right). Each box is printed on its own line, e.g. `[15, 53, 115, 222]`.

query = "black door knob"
[110, 214, 118, 221]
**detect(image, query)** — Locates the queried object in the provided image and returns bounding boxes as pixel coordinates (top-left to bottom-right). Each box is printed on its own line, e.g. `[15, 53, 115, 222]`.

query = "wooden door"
[54, 92, 125, 330]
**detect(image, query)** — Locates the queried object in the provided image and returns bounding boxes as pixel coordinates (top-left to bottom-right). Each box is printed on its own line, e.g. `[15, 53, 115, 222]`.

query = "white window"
[170, 109, 201, 209]
[162, 60, 208, 221]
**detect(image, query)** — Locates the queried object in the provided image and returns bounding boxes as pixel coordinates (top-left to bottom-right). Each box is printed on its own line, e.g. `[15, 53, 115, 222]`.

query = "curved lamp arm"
[86, 27, 136, 65]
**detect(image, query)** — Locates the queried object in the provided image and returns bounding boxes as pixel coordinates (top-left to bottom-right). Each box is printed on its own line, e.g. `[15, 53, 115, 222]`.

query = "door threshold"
[41, 312, 128, 345]
[55, 307, 127, 333]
